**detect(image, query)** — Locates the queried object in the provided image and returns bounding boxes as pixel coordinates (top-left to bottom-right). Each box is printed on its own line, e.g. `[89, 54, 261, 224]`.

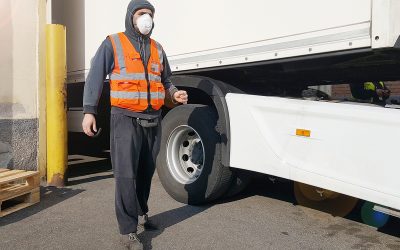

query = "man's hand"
[383, 89, 391, 97]
[173, 90, 188, 104]
[377, 89, 390, 98]
[82, 113, 97, 137]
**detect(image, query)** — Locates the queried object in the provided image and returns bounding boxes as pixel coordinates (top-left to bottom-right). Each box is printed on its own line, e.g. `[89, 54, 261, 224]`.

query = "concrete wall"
[0, 0, 46, 171]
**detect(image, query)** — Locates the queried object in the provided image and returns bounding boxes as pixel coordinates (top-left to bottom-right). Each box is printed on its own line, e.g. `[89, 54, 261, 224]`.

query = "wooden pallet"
[0, 168, 40, 217]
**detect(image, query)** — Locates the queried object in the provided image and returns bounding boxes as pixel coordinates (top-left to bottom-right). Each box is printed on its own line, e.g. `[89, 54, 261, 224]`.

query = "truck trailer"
[50, 0, 400, 217]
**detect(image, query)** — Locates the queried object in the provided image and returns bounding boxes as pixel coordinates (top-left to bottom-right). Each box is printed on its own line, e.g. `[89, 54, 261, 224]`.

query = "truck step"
[0, 168, 40, 217]
[373, 205, 400, 219]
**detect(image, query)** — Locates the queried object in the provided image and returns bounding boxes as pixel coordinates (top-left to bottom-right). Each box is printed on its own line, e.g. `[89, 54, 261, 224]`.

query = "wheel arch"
[168, 75, 242, 168]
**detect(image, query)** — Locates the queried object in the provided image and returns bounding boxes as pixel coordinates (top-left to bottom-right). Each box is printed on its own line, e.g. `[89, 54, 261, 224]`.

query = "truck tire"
[157, 104, 233, 205]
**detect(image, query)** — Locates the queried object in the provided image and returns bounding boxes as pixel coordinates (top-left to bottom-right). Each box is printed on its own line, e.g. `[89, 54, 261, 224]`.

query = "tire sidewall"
[157, 104, 226, 204]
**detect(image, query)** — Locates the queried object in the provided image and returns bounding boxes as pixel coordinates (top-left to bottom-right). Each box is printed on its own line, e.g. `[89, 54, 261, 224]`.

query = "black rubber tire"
[224, 169, 252, 198]
[157, 104, 233, 205]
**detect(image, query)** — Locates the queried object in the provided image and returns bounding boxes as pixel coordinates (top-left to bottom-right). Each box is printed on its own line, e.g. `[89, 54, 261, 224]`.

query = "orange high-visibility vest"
[108, 32, 165, 112]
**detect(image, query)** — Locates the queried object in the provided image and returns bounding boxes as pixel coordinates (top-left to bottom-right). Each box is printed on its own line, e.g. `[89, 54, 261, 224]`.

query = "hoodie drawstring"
[138, 36, 151, 112]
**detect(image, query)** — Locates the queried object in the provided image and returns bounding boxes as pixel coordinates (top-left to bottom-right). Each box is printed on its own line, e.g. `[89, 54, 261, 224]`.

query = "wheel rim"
[166, 125, 205, 184]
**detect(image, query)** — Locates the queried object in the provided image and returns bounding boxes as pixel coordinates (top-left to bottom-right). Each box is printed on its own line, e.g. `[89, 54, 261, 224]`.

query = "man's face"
[133, 8, 153, 26]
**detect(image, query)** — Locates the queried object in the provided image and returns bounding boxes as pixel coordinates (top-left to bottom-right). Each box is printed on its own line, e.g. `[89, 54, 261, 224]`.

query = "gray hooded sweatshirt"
[83, 0, 178, 119]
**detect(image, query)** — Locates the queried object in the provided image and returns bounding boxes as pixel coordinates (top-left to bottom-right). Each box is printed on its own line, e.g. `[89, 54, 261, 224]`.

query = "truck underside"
[181, 48, 400, 96]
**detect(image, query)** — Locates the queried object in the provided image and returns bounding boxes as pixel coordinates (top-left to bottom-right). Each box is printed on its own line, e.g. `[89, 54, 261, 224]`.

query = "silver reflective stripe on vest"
[111, 91, 164, 100]
[110, 73, 161, 82]
[149, 74, 161, 82]
[151, 92, 165, 99]
[155, 41, 164, 65]
[110, 91, 147, 99]
[110, 73, 146, 81]
[110, 34, 126, 75]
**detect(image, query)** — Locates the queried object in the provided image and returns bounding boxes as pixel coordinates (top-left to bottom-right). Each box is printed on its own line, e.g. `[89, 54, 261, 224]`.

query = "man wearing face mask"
[82, 0, 188, 249]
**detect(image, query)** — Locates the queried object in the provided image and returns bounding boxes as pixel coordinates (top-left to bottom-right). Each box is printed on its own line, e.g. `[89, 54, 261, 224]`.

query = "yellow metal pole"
[46, 24, 67, 187]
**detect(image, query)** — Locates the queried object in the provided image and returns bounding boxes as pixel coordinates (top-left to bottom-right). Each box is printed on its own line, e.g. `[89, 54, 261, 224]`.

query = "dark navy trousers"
[110, 113, 161, 235]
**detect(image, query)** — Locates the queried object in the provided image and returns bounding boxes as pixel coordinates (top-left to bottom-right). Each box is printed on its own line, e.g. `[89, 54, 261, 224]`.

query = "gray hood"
[125, 0, 155, 39]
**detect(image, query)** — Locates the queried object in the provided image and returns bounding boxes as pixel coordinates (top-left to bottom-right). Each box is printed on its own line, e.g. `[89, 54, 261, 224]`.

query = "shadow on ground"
[0, 150, 111, 227]
[0, 186, 84, 227]
[139, 204, 210, 249]
[61, 148, 400, 244]
[66, 151, 113, 186]
[216, 174, 400, 238]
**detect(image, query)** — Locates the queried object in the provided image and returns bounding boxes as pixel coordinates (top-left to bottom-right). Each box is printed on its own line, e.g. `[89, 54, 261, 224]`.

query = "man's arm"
[83, 38, 114, 114]
[160, 49, 178, 98]
[82, 38, 114, 136]
[160, 48, 188, 104]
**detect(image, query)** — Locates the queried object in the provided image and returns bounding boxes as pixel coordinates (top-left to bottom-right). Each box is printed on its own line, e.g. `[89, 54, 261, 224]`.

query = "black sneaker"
[122, 232, 143, 250]
[138, 214, 158, 231]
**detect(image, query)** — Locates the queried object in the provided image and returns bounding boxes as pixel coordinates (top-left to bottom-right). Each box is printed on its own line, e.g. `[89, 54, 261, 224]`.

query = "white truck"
[51, 0, 400, 217]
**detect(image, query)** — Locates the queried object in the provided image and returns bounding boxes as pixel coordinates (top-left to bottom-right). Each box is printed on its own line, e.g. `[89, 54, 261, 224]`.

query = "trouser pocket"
[136, 117, 159, 128]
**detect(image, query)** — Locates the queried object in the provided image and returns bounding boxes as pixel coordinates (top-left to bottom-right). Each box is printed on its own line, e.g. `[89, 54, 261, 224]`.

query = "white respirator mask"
[136, 13, 153, 36]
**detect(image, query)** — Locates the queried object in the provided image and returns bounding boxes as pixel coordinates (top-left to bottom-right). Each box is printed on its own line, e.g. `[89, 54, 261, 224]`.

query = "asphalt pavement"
[1, 153, 399, 250]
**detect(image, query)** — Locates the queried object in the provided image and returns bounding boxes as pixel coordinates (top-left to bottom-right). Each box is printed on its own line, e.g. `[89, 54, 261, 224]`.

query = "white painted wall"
[0, 0, 43, 119]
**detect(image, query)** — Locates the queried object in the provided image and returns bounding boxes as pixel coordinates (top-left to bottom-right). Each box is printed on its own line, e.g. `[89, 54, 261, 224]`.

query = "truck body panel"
[372, 0, 400, 48]
[226, 93, 400, 209]
[51, 0, 400, 83]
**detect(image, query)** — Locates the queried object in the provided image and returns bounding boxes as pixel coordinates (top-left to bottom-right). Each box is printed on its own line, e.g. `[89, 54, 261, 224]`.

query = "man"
[82, 1, 188, 249]
[350, 81, 390, 106]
